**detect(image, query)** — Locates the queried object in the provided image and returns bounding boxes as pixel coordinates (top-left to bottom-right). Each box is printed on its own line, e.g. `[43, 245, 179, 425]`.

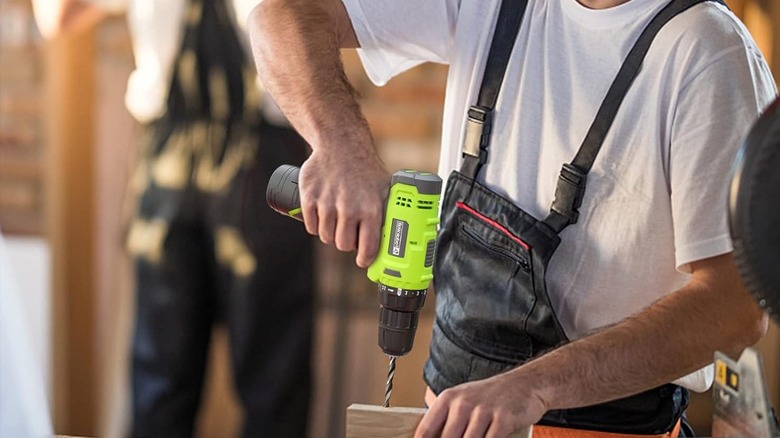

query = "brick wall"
[0, 0, 45, 235]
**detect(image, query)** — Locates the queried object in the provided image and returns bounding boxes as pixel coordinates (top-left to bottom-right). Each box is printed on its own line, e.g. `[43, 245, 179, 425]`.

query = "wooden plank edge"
[346, 403, 532, 438]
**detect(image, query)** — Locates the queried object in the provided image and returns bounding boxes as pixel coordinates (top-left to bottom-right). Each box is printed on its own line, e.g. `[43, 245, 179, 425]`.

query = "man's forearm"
[519, 253, 768, 411]
[248, 0, 390, 266]
[248, 0, 370, 153]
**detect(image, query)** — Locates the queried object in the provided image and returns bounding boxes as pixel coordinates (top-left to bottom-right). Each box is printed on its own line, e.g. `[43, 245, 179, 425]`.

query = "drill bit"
[383, 356, 396, 407]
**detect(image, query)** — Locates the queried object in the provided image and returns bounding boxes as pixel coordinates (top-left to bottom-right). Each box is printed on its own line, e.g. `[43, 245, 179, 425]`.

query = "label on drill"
[389, 218, 408, 258]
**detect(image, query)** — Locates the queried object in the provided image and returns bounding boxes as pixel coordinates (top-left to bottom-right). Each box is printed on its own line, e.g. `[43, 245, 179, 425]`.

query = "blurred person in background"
[33, 1, 315, 436]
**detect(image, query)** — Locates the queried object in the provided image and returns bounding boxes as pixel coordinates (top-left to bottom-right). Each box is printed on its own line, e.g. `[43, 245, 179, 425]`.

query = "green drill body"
[367, 170, 440, 293]
[267, 166, 442, 357]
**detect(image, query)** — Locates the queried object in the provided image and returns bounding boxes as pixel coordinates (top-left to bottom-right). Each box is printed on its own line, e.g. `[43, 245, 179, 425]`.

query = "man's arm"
[416, 252, 768, 438]
[31, 0, 107, 38]
[248, 0, 390, 268]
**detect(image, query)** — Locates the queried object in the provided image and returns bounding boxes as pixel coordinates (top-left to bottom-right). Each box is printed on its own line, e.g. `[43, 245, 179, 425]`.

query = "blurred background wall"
[0, 0, 777, 436]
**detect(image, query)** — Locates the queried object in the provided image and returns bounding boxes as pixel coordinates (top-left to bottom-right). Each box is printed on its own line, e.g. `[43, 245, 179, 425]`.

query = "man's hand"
[414, 253, 767, 437]
[299, 149, 390, 268]
[415, 374, 546, 438]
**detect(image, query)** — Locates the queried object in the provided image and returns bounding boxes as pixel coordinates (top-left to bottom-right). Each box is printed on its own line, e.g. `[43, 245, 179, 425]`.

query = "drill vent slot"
[395, 196, 412, 208]
[425, 239, 436, 267]
[417, 200, 434, 210]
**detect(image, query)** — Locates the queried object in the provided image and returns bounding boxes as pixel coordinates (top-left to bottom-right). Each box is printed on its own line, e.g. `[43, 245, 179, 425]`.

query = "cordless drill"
[267, 164, 442, 406]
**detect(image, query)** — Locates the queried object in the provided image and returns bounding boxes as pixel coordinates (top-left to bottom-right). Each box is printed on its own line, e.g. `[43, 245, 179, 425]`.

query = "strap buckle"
[549, 163, 588, 227]
[463, 105, 492, 165]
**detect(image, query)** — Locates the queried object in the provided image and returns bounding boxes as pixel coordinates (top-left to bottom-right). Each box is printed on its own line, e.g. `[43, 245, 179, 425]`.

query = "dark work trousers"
[129, 118, 313, 438]
[127, 0, 313, 436]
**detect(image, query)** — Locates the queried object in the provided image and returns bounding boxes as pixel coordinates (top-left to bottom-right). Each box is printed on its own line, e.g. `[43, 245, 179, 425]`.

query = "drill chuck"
[377, 284, 427, 356]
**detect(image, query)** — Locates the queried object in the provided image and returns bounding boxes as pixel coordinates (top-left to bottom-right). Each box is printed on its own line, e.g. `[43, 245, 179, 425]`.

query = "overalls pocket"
[451, 201, 536, 361]
[431, 172, 568, 381]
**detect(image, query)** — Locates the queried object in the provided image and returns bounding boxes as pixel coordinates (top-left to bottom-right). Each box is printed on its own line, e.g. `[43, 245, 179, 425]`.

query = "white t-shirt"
[341, 0, 777, 391]
[87, 0, 287, 124]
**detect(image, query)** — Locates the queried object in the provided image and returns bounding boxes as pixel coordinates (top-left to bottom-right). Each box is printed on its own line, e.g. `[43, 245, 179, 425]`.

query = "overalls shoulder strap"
[544, 0, 726, 233]
[461, 0, 529, 179]
[166, 0, 259, 122]
[460, 0, 726, 232]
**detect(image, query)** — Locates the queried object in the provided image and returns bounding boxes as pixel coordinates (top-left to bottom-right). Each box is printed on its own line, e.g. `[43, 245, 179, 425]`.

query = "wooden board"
[344, 404, 705, 437]
[345, 404, 532, 438]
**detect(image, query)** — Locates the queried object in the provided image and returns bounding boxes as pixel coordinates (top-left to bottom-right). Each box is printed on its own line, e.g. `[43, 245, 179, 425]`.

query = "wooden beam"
[770, 0, 780, 83]
[743, 0, 773, 67]
[346, 404, 532, 438]
[731, 0, 779, 83]
[44, 26, 98, 436]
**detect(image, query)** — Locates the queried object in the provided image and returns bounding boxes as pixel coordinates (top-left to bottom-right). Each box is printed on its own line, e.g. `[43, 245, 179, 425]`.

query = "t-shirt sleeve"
[341, 0, 460, 85]
[670, 36, 777, 272]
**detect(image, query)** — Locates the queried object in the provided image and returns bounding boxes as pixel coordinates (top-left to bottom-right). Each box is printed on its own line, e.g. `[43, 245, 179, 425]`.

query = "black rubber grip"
[267, 165, 302, 217]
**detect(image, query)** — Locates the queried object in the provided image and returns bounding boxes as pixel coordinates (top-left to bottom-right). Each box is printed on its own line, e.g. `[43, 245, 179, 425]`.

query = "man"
[249, 0, 777, 436]
[33, 1, 315, 436]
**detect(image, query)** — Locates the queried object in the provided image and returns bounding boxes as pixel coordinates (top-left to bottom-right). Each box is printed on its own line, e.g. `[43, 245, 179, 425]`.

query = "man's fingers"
[484, 418, 513, 438]
[334, 216, 358, 252]
[463, 408, 491, 438]
[301, 200, 319, 237]
[356, 214, 381, 268]
[439, 400, 472, 438]
[318, 204, 337, 245]
[414, 401, 448, 438]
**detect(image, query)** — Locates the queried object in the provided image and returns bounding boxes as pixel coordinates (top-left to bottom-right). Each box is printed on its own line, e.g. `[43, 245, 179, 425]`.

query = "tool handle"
[266, 164, 303, 220]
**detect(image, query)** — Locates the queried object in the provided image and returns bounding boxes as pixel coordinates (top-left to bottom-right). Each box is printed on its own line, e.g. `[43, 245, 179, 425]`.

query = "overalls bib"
[424, 0, 723, 434]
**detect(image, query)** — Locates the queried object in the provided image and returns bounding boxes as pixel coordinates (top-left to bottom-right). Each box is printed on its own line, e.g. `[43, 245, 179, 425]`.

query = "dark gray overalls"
[128, 0, 313, 436]
[424, 0, 722, 434]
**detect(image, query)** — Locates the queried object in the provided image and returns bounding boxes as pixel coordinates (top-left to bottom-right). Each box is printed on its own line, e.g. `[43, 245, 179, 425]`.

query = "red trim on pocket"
[456, 201, 530, 251]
